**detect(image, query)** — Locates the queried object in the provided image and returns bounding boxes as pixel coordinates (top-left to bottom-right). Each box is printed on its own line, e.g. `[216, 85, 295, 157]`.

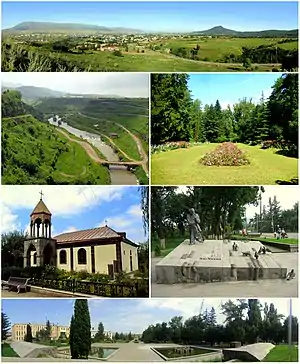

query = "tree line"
[248, 197, 298, 233]
[141, 299, 298, 346]
[151, 73, 298, 156]
[151, 187, 261, 241]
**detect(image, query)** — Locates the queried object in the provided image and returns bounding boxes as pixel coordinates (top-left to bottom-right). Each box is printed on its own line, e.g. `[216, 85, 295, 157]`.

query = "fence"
[29, 278, 148, 297]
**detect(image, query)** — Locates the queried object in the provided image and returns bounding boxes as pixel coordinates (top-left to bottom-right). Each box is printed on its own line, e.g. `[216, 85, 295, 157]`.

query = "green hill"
[1, 91, 110, 184]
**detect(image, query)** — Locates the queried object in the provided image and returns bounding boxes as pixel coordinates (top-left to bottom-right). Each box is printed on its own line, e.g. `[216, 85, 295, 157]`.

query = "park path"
[78, 112, 149, 174]
[59, 166, 87, 178]
[9, 342, 50, 358]
[106, 343, 163, 362]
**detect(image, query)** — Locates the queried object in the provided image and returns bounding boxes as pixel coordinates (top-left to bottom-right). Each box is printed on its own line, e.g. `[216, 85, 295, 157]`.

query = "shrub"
[200, 142, 250, 167]
[151, 141, 201, 154]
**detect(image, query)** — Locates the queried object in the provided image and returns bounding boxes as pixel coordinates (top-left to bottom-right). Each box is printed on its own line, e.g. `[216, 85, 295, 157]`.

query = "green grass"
[157, 37, 298, 62]
[134, 166, 148, 185]
[1, 343, 19, 358]
[257, 237, 298, 245]
[263, 345, 298, 362]
[65, 114, 143, 161]
[2, 115, 110, 184]
[151, 144, 298, 185]
[152, 236, 187, 257]
[4, 44, 278, 72]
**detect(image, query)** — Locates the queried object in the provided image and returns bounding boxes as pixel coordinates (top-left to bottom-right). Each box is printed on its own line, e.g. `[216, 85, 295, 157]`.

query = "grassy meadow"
[2, 40, 286, 72]
[151, 144, 298, 185]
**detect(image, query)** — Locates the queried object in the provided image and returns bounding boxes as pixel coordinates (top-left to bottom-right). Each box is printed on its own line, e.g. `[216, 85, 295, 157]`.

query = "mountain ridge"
[2, 21, 143, 34]
[191, 25, 298, 37]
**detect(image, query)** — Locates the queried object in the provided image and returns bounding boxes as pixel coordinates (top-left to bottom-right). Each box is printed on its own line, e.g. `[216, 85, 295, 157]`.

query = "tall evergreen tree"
[24, 324, 33, 342]
[69, 299, 91, 359]
[246, 299, 262, 343]
[151, 73, 193, 144]
[2, 311, 11, 340]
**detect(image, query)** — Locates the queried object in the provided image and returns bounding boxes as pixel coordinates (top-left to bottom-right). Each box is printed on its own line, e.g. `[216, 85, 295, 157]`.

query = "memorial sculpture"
[187, 208, 204, 244]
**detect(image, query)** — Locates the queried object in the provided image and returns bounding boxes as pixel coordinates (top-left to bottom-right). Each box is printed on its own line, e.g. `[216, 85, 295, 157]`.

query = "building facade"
[12, 324, 70, 342]
[23, 197, 139, 275]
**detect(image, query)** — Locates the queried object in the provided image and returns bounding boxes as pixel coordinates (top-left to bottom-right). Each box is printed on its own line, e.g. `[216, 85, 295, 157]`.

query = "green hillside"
[1, 91, 110, 184]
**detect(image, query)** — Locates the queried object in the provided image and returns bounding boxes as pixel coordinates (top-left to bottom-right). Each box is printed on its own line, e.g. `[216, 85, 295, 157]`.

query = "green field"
[155, 37, 298, 61]
[2, 42, 284, 72]
[1, 343, 19, 358]
[2, 115, 110, 184]
[151, 144, 298, 185]
[263, 345, 298, 362]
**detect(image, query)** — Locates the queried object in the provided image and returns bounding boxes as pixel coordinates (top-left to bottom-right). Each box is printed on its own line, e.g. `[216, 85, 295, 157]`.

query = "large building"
[12, 323, 70, 342]
[23, 195, 139, 275]
[12, 324, 113, 342]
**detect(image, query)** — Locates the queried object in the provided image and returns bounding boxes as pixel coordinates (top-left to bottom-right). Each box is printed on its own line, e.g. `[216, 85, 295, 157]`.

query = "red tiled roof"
[54, 226, 122, 244]
[31, 199, 51, 216]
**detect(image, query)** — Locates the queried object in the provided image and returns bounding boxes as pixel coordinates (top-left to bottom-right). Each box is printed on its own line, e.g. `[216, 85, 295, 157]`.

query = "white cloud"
[2, 186, 125, 218]
[99, 216, 132, 229]
[127, 204, 142, 218]
[1, 205, 20, 233]
[2, 73, 149, 98]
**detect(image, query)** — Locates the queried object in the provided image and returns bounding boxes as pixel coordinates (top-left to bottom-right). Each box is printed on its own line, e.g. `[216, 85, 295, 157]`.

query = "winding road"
[77, 112, 149, 174]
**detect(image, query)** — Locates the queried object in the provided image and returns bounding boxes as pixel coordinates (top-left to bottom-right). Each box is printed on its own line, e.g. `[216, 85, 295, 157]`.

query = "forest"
[151, 73, 298, 157]
[151, 187, 298, 242]
[141, 299, 298, 346]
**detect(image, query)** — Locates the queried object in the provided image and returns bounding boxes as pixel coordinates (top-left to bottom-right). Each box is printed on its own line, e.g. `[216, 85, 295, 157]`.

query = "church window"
[60, 250, 67, 264]
[33, 252, 37, 265]
[78, 248, 87, 264]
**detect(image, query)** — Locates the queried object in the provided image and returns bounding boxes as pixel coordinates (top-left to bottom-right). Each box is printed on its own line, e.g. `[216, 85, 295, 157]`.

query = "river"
[48, 116, 138, 185]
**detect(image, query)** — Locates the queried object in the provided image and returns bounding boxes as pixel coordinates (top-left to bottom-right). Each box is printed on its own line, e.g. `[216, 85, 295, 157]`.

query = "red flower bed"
[200, 142, 250, 167]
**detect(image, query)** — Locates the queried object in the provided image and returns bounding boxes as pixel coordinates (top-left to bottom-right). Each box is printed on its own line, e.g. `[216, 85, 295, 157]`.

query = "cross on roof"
[40, 190, 44, 200]
[105, 220, 108, 226]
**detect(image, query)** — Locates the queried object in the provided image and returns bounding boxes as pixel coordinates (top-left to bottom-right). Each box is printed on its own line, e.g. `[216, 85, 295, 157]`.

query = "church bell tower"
[23, 192, 57, 268]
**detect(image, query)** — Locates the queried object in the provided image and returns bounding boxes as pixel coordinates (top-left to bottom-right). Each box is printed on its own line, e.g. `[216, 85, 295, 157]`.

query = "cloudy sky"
[2, 73, 149, 98]
[1, 186, 146, 243]
[2, 298, 297, 334]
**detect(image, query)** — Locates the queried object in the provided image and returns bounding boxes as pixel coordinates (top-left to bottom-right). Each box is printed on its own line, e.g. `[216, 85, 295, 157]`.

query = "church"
[23, 195, 139, 276]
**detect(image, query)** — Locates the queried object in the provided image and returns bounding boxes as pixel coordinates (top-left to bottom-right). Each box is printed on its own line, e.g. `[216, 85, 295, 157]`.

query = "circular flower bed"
[200, 142, 250, 166]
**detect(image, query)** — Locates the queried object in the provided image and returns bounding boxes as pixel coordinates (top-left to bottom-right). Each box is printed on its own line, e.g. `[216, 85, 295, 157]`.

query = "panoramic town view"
[1, 0, 299, 363]
[2, 73, 149, 185]
[2, 298, 298, 361]
[1, 1, 298, 72]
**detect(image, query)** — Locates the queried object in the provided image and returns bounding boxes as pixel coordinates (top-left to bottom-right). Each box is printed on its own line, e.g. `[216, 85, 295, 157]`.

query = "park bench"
[1, 277, 30, 294]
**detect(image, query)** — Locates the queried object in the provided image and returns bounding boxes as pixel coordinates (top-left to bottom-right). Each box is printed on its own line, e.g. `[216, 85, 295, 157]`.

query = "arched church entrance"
[43, 243, 56, 266]
[26, 244, 37, 267]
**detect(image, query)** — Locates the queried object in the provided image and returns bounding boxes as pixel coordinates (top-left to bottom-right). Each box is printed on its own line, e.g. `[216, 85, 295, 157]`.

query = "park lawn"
[151, 144, 298, 185]
[263, 345, 298, 362]
[152, 236, 188, 257]
[256, 238, 298, 245]
[1, 343, 19, 357]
